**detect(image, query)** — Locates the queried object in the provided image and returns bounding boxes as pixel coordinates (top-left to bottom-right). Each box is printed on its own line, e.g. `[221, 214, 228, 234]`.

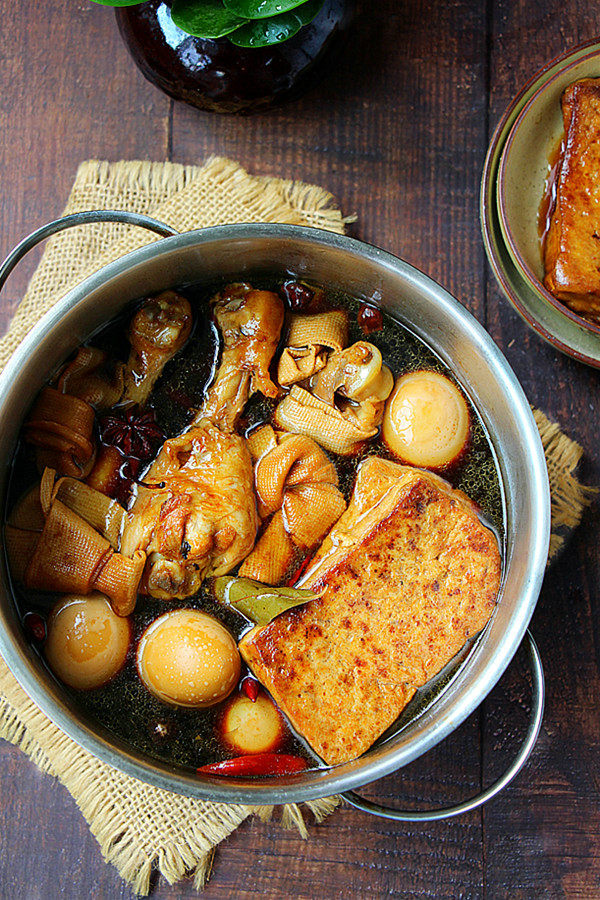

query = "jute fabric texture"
[0, 157, 593, 895]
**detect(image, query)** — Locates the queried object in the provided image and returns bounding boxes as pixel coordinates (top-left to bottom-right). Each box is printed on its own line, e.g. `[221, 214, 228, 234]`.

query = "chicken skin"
[121, 421, 258, 600]
[196, 284, 284, 431]
[122, 291, 192, 407]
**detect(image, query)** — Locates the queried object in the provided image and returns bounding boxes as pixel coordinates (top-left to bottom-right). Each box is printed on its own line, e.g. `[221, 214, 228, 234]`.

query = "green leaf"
[172, 0, 249, 39]
[89, 0, 149, 6]
[227, 11, 301, 46]
[227, 0, 322, 45]
[223, 0, 311, 20]
[213, 576, 322, 625]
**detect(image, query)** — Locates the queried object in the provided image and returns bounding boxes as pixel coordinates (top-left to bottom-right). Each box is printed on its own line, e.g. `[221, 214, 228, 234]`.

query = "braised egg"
[220, 690, 284, 755]
[136, 609, 240, 708]
[382, 370, 470, 468]
[45, 593, 130, 690]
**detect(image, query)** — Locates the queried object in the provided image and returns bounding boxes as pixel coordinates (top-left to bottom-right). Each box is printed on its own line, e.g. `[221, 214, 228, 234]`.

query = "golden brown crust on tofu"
[239, 459, 501, 765]
[544, 78, 600, 318]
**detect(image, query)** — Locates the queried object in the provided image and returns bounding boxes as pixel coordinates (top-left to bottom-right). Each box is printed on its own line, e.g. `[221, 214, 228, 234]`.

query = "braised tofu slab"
[544, 78, 600, 318]
[239, 458, 501, 765]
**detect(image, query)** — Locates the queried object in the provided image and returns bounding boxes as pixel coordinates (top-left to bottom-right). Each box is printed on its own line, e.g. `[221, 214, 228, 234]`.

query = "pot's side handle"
[342, 631, 544, 822]
[0, 210, 179, 294]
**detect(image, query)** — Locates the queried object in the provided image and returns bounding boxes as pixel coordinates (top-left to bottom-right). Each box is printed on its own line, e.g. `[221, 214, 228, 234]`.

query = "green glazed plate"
[481, 39, 600, 368]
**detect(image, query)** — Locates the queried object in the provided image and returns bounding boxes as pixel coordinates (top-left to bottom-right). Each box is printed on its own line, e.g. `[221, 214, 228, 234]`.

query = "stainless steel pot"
[0, 213, 549, 820]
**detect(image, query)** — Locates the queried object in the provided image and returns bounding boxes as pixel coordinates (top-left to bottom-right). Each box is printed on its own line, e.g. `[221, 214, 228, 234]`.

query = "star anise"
[99, 407, 164, 460]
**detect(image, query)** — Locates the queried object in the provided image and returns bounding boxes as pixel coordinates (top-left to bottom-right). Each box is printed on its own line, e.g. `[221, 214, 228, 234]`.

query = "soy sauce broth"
[5, 278, 505, 773]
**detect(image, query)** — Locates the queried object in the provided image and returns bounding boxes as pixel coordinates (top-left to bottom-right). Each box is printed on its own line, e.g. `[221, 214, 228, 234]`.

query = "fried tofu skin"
[239, 458, 501, 765]
[544, 79, 600, 319]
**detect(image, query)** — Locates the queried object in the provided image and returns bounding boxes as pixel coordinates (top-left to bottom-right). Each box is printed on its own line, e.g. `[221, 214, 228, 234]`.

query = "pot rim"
[0, 223, 550, 803]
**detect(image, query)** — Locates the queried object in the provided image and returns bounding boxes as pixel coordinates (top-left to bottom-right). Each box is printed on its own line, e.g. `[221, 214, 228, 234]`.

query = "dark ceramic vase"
[116, 0, 353, 115]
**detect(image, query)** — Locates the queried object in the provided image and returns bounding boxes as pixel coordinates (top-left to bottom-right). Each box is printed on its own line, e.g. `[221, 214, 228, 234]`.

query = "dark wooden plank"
[483, 2, 600, 897]
[0, 0, 170, 322]
[0, 741, 134, 899]
[0, 0, 598, 896]
[170, 0, 489, 315]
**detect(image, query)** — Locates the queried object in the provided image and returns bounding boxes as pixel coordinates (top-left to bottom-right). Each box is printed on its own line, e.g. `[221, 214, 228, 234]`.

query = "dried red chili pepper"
[197, 753, 308, 777]
[285, 551, 315, 587]
[241, 676, 260, 702]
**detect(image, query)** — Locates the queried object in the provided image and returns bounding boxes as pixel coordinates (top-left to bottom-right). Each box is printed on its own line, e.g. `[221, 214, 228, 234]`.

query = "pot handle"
[0, 210, 179, 294]
[341, 630, 544, 822]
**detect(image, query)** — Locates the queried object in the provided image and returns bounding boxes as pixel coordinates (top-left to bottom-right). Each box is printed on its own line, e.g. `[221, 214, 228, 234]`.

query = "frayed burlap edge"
[534, 409, 597, 562]
[0, 156, 351, 371]
[0, 651, 340, 895]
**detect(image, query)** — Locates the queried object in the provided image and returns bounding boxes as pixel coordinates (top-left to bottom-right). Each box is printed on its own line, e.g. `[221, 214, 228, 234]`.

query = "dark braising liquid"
[5, 280, 505, 772]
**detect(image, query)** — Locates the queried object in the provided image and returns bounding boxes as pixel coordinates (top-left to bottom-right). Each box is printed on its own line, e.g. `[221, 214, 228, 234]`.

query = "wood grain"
[0, 0, 598, 897]
[482, 4, 600, 898]
[0, 0, 169, 324]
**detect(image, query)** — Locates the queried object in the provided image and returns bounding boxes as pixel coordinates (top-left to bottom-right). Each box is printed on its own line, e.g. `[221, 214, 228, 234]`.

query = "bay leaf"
[213, 576, 322, 625]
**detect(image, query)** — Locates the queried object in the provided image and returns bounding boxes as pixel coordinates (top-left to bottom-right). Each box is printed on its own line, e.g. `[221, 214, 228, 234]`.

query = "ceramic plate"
[481, 38, 600, 367]
[497, 45, 600, 338]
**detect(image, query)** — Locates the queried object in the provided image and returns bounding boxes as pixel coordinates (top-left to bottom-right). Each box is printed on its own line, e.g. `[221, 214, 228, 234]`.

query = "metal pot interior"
[0, 225, 550, 804]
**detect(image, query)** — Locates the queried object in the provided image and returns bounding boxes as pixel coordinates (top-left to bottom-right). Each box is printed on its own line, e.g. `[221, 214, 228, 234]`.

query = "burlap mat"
[0, 158, 593, 895]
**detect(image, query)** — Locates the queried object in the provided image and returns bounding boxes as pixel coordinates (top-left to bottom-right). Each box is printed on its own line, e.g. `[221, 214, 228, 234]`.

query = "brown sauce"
[4, 280, 505, 774]
[538, 138, 565, 256]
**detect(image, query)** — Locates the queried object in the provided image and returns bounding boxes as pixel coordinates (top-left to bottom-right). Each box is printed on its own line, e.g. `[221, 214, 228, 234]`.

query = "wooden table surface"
[1, 1, 599, 897]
